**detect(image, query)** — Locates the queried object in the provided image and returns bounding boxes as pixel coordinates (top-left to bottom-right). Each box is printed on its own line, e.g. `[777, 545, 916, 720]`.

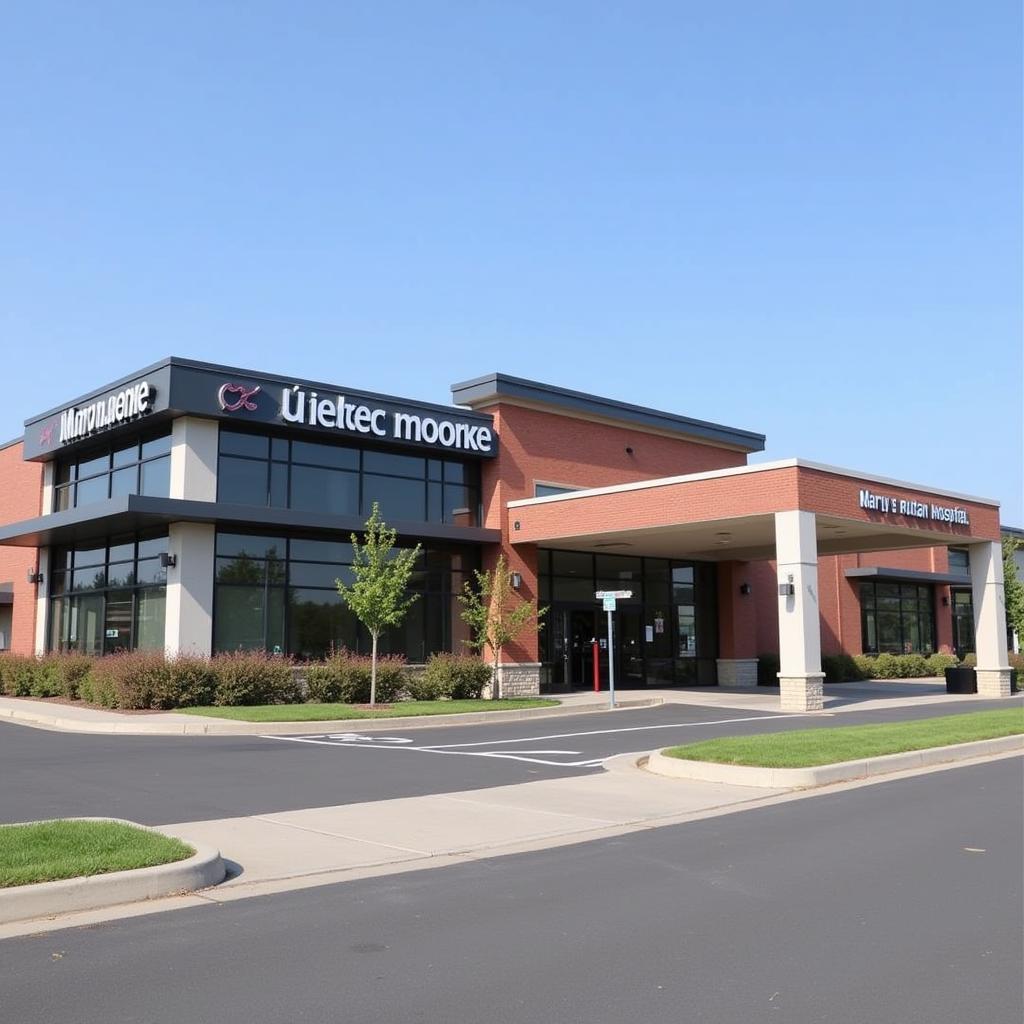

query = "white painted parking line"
[416, 713, 810, 750]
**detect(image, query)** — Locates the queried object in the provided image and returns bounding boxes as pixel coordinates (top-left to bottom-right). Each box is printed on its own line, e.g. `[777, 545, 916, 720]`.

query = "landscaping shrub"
[27, 657, 62, 697]
[305, 650, 405, 704]
[152, 656, 218, 709]
[756, 653, 780, 686]
[924, 653, 959, 677]
[960, 653, 977, 668]
[892, 653, 929, 678]
[212, 651, 301, 706]
[86, 651, 171, 709]
[410, 653, 493, 700]
[821, 654, 868, 683]
[0, 654, 41, 696]
[1009, 652, 1024, 673]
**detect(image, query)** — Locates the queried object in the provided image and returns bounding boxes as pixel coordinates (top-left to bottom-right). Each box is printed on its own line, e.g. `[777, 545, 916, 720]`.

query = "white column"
[968, 541, 1012, 697]
[775, 510, 825, 711]
[40, 462, 55, 516]
[33, 547, 50, 656]
[169, 417, 219, 502]
[164, 522, 215, 657]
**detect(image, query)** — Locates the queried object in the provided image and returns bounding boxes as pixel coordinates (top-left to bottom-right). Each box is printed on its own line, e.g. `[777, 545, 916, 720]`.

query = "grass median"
[178, 698, 558, 722]
[663, 708, 1024, 769]
[0, 820, 193, 888]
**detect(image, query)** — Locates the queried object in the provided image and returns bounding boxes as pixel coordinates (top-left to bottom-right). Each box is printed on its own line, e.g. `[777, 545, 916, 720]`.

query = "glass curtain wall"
[54, 428, 172, 511]
[48, 533, 168, 654]
[217, 429, 481, 527]
[213, 531, 478, 661]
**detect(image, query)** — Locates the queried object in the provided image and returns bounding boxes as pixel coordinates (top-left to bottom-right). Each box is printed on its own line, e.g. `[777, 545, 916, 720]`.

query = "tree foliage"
[1003, 536, 1024, 645]
[458, 554, 546, 697]
[335, 503, 421, 705]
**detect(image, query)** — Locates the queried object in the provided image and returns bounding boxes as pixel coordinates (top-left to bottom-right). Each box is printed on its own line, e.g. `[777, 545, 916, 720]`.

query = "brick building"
[0, 358, 1014, 711]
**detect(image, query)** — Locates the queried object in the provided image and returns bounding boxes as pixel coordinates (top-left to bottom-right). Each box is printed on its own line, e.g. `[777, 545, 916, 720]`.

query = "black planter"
[1011, 669, 1019, 694]
[944, 666, 977, 694]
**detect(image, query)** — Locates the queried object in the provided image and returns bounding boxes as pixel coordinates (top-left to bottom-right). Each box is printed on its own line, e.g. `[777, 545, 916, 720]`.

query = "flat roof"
[450, 372, 766, 453]
[507, 458, 1001, 509]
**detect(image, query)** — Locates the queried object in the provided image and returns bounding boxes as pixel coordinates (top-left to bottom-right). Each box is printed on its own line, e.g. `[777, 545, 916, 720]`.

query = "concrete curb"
[0, 697, 662, 736]
[0, 818, 226, 924]
[645, 735, 1024, 788]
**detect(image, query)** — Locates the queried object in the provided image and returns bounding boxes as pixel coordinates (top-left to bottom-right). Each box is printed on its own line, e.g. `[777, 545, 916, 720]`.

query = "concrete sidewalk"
[158, 758, 786, 894]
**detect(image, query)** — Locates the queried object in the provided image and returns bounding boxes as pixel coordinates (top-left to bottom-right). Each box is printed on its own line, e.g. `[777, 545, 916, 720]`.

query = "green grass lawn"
[179, 698, 558, 722]
[0, 820, 194, 888]
[663, 708, 1024, 769]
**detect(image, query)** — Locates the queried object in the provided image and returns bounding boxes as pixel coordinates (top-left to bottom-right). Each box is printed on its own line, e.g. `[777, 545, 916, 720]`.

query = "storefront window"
[538, 551, 717, 689]
[48, 532, 168, 653]
[212, 530, 478, 660]
[859, 582, 936, 655]
[53, 428, 172, 511]
[216, 429, 481, 526]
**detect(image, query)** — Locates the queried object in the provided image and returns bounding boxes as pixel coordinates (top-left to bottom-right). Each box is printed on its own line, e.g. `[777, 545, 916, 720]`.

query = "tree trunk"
[493, 646, 501, 700]
[370, 632, 378, 707]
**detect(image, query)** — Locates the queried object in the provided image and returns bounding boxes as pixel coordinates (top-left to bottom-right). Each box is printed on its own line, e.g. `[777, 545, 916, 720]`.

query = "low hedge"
[407, 654, 493, 700]
[305, 650, 407, 704]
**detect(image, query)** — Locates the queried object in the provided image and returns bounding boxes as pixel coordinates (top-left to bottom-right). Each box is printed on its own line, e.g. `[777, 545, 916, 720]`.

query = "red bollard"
[592, 639, 600, 692]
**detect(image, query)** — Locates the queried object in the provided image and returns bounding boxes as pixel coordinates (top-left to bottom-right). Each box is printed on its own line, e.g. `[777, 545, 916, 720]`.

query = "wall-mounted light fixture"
[513, 520, 521, 531]
[625, 446, 634, 455]
[26, 568, 43, 584]
[739, 583, 752, 596]
[160, 553, 177, 569]
[510, 572, 522, 590]
[941, 595, 950, 607]
[778, 574, 795, 597]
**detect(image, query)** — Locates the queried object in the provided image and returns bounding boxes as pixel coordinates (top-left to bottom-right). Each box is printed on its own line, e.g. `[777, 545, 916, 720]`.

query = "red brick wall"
[480, 403, 750, 664]
[0, 441, 43, 654]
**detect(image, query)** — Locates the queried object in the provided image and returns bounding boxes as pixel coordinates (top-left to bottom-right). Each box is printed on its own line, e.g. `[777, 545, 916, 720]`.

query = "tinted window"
[290, 465, 359, 515]
[141, 433, 172, 459]
[291, 440, 359, 470]
[140, 456, 170, 497]
[218, 456, 268, 506]
[75, 475, 109, 505]
[219, 431, 269, 459]
[363, 451, 425, 478]
[363, 475, 426, 520]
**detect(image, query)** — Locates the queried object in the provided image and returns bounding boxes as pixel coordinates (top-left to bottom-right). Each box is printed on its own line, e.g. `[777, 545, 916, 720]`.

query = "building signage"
[213, 378, 494, 455]
[858, 489, 969, 526]
[58, 381, 153, 445]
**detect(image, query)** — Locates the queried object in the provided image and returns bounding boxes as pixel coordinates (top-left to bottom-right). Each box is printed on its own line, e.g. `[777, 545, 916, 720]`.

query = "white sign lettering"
[858, 489, 969, 526]
[59, 382, 152, 444]
[280, 386, 493, 454]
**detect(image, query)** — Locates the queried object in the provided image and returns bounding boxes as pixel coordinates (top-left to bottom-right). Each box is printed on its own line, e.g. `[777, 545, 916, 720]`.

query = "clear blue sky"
[2, 2, 1021, 522]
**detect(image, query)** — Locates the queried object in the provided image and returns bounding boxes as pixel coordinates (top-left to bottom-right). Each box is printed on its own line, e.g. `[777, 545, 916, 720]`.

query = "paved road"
[0, 698, 1016, 825]
[3, 758, 1020, 1024]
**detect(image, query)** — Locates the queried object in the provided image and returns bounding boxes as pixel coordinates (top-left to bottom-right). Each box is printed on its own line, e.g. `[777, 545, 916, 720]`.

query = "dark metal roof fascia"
[450, 372, 765, 452]
[844, 567, 972, 586]
[0, 496, 501, 548]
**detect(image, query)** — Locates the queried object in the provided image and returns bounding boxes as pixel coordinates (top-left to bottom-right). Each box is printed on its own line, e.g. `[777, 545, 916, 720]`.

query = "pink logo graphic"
[38, 422, 55, 447]
[218, 383, 261, 412]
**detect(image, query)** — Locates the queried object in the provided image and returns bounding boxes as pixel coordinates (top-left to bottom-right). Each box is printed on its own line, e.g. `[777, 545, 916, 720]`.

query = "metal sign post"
[595, 591, 632, 710]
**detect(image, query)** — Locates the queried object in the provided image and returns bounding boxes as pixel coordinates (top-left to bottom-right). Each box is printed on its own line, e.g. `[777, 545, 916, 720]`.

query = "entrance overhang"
[507, 458, 1000, 560]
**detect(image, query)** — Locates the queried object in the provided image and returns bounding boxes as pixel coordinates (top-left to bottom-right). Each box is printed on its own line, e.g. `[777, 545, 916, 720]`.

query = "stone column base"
[778, 673, 826, 712]
[976, 668, 1013, 698]
[716, 658, 759, 687]
[484, 663, 542, 699]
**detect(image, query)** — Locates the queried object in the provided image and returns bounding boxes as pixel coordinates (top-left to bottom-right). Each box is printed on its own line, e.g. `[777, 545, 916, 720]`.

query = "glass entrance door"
[951, 589, 975, 659]
[103, 589, 133, 654]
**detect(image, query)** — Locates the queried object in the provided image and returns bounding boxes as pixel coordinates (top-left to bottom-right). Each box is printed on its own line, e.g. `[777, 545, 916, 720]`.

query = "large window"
[54, 428, 172, 511]
[212, 531, 478, 661]
[48, 533, 168, 654]
[538, 550, 718, 688]
[216, 429, 481, 526]
[859, 582, 936, 655]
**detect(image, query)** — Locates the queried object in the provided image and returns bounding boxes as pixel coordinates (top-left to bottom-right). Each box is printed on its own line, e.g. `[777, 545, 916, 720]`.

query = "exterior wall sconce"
[510, 572, 522, 590]
[513, 520, 521, 531]
[27, 569, 43, 584]
[941, 595, 950, 607]
[739, 583, 752, 596]
[625, 446, 634, 455]
[160, 553, 177, 569]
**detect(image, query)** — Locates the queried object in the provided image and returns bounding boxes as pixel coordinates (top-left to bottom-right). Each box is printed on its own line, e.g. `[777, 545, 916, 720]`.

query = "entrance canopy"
[507, 459, 1000, 560]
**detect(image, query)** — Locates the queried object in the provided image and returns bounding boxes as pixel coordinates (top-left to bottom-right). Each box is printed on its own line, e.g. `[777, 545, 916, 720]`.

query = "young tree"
[336, 503, 421, 706]
[459, 553, 546, 698]
[1003, 536, 1024, 649]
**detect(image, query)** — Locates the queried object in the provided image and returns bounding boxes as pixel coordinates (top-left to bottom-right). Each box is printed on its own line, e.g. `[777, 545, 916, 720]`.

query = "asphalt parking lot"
[0, 697, 1016, 826]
